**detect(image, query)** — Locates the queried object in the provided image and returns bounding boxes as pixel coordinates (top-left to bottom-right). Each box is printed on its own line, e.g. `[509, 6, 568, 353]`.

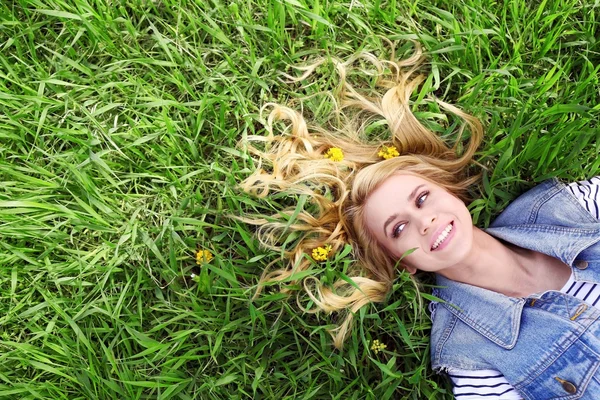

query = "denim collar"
[435, 274, 526, 349]
[434, 179, 600, 349]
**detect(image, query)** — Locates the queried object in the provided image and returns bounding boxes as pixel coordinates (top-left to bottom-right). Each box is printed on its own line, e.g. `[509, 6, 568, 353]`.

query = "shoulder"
[490, 178, 597, 228]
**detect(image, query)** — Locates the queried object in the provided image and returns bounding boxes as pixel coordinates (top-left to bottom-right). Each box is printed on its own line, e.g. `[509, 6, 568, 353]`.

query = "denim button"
[561, 380, 577, 394]
[575, 260, 589, 270]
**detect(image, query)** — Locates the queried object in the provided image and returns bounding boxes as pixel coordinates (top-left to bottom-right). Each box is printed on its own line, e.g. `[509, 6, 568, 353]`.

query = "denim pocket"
[517, 340, 600, 399]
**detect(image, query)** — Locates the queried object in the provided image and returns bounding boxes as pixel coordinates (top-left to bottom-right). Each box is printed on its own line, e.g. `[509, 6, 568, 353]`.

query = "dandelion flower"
[371, 339, 387, 354]
[196, 249, 214, 264]
[324, 147, 344, 162]
[378, 145, 399, 160]
[311, 244, 332, 261]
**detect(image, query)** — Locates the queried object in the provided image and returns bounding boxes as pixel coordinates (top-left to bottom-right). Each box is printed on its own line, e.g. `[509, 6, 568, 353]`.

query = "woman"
[240, 47, 600, 399]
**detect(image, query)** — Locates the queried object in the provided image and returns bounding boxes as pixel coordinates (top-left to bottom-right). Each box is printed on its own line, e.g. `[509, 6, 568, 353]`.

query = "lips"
[430, 221, 454, 251]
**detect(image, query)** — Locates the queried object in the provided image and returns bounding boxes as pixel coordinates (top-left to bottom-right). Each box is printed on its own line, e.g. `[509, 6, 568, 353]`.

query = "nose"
[418, 214, 436, 235]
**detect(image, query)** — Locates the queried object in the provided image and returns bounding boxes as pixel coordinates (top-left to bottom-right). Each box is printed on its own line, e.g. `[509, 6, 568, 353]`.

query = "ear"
[404, 265, 417, 274]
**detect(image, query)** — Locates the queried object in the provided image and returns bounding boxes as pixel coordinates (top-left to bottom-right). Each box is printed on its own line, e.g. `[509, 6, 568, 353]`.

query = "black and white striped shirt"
[444, 177, 600, 399]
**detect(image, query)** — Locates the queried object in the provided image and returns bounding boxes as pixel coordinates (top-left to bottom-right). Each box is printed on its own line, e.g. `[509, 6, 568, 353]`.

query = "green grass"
[0, 0, 598, 398]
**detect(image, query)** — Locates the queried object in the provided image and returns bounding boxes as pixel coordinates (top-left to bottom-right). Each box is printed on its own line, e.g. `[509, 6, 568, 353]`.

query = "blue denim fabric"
[431, 178, 600, 399]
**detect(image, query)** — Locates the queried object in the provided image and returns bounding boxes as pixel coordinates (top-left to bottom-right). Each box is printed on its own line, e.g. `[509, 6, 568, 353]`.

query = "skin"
[364, 172, 572, 297]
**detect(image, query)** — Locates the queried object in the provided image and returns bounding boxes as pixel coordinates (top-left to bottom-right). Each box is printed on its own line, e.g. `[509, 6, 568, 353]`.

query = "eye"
[392, 222, 406, 238]
[416, 191, 429, 208]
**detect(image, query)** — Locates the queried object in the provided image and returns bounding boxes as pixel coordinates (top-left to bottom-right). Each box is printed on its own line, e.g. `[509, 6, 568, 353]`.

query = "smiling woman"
[362, 172, 473, 274]
[239, 45, 600, 399]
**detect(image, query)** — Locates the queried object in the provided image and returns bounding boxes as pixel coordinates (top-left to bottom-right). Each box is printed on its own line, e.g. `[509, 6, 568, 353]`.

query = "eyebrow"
[408, 184, 425, 202]
[383, 214, 398, 237]
[382, 184, 426, 237]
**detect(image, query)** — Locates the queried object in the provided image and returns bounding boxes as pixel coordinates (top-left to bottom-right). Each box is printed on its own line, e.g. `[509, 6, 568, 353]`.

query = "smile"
[431, 222, 454, 251]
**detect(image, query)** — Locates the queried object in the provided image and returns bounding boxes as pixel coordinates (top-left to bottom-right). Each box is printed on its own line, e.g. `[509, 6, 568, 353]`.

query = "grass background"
[0, 0, 599, 398]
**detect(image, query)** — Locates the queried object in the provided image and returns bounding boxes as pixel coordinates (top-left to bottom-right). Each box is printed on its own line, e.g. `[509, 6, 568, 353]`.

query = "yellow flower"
[324, 147, 344, 162]
[196, 249, 214, 264]
[311, 244, 332, 261]
[371, 339, 387, 354]
[378, 145, 399, 160]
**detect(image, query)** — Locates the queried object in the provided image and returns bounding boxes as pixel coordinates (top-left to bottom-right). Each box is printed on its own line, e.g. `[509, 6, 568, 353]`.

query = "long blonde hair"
[239, 44, 483, 348]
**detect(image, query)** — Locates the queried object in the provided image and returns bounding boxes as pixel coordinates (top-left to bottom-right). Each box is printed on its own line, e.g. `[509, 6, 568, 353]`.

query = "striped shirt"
[443, 177, 600, 399]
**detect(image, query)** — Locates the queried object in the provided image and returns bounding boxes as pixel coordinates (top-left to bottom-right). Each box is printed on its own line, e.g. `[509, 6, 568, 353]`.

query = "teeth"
[432, 224, 453, 250]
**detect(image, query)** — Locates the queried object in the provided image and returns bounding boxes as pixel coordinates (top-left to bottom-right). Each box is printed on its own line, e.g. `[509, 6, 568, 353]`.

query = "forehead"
[367, 173, 429, 205]
[363, 173, 433, 227]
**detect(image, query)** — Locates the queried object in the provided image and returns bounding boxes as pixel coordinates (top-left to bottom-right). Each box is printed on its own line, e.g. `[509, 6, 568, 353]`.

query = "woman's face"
[363, 172, 474, 274]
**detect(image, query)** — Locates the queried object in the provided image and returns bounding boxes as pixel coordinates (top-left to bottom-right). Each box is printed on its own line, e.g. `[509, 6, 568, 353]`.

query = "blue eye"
[392, 222, 406, 238]
[416, 191, 429, 208]
[390, 191, 429, 239]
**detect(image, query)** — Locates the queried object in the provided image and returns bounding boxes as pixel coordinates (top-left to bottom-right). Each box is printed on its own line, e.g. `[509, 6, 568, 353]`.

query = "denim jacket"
[430, 178, 600, 399]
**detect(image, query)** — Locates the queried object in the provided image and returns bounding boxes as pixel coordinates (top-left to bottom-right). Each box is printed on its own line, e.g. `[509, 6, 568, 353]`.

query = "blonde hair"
[239, 45, 483, 348]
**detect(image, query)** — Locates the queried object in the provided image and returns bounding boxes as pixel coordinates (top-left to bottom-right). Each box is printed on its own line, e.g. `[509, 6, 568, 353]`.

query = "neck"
[439, 227, 570, 297]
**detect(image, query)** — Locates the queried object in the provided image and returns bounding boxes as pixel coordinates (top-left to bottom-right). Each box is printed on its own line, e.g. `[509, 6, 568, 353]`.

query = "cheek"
[456, 199, 472, 221]
[393, 246, 432, 274]
[387, 234, 423, 263]
[401, 252, 422, 268]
